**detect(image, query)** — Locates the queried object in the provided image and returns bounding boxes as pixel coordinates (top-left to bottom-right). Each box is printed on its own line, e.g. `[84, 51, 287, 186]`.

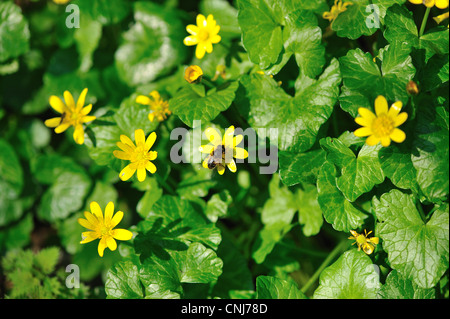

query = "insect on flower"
[349, 229, 379, 255]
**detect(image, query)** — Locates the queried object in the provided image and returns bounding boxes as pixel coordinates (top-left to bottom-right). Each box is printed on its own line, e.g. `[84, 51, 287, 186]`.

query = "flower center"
[100, 225, 111, 237]
[356, 235, 366, 245]
[371, 114, 394, 137]
[198, 29, 209, 41]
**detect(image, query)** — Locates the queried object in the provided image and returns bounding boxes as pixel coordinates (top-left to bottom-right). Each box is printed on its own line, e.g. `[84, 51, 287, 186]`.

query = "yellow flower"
[136, 91, 171, 122]
[323, 0, 353, 24]
[78, 201, 133, 257]
[409, 0, 449, 9]
[434, 11, 449, 24]
[184, 65, 204, 83]
[354, 96, 408, 147]
[183, 14, 221, 59]
[349, 229, 379, 255]
[44, 88, 96, 145]
[113, 129, 157, 182]
[199, 126, 248, 175]
[52, 0, 71, 4]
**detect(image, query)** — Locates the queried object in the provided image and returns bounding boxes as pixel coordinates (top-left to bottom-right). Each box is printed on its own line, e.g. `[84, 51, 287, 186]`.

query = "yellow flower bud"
[184, 65, 204, 84]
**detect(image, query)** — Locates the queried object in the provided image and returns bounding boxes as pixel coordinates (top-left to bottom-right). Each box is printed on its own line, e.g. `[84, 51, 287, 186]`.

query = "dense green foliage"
[0, 0, 448, 299]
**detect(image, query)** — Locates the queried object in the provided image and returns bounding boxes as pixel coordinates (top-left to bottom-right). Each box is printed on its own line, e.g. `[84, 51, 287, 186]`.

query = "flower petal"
[45, 117, 63, 128]
[117, 141, 134, 153]
[199, 144, 214, 154]
[394, 112, 408, 127]
[202, 157, 209, 169]
[106, 236, 117, 251]
[435, 0, 449, 9]
[111, 229, 133, 241]
[84, 211, 99, 226]
[205, 127, 222, 146]
[73, 124, 85, 145]
[388, 101, 403, 117]
[183, 36, 199, 46]
[137, 167, 147, 182]
[390, 128, 406, 143]
[81, 115, 96, 124]
[354, 127, 373, 137]
[145, 161, 157, 174]
[217, 164, 225, 175]
[98, 237, 107, 257]
[136, 95, 151, 105]
[120, 134, 136, 148]
[148, 151, 157, 161]
[234, 147, 249, 159]
[354, 116, 372, 127]
[380, 136, 391, 147]
[195, 44, 206, 59]
[111, 210, 124, 228]
[366, 135, 380, 146]
[134, 129, 146, 147]
[81, 104, 93, 115]
[90, 201, 103, 220]
[104, 202, 114, 225]
[49, 95, 66, 114]
[374, 95, 388, 116]
[119, 164, 137, 181]
[358, 107, 376, 120]
[145, 132, 157, 152]
[113, 150, 131, 160]
[80, 231, 99, 244]
[76, 88, 88, 112]
[226, 159, 237, 173]
[197, 14, 206, 27]
[78, 218, 95, 230]
[54, 122, 71, 134]
[64, 90, 75, 110]
[186, 24, 199, 35]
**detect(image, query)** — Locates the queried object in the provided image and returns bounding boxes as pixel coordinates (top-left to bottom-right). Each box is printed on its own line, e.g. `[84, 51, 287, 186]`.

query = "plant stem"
[419, 7, 431, 37]
[155, 174, 176, 195]
[417, 202, 427, 223]
[300, 240, 350, 295]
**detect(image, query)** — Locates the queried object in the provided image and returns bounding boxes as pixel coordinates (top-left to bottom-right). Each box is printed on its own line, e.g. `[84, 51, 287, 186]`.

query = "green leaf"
[139, 243, 223, 298]
[320, 137, 385, 202]
[295, 184, 323, 237]
[0, 2, 30, 62]
[261, 174, 296, 227]
[256, 276, 307, 299]
[251, 223, 293, 264]
[34, 247, 60, 275]
[313, 249, 381, 299]
[141, 196, 221, 251]
[317, 161, 367, 232]
[411, 104, 449, 202]
[205, 190, 232, 223]
[279, 149, 326, 186]
[0, 139, 24, 227]
[105, 260, 144, 299]
[38, 172, 92, 222]
[332, 0, 405, 40]
[237, 58, 341, 152]
[379, 143, 419, 193]
[31, 154, 86, 185]
[384, 5, 449, 57]
[74, 15, 102, 72]
[75, 0, 131, 26]
[339, 41, 415, 117]
[238, 1, 325, 76]
[170, 81, 239, 128]
[378, 270, 436, 299]
[115, 2, 187, 86]
[212, 235, 254, 298]
[373, 190, 449, 288]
